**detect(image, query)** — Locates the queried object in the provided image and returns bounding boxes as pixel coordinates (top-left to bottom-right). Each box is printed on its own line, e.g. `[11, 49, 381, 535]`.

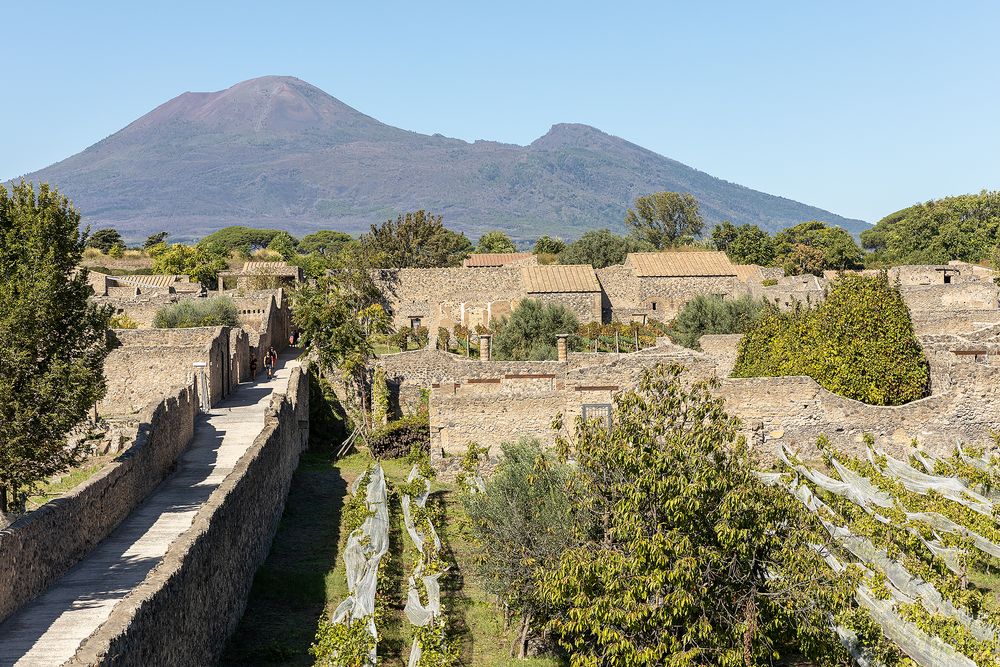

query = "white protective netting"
[777, 447, 1000, 666]
[330, 464, 389, 666]
[400, 465, 450, 667]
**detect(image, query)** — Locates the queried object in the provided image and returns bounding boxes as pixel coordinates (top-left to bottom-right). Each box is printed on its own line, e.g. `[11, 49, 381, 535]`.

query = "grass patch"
[26, 459, 111, 511]
[225, 446, 563, 665]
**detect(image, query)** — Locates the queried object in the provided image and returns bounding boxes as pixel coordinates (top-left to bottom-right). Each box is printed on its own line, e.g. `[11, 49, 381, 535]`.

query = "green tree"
[464, 438, 575, 658]
[143, 231, 169, 249]
[0, 183, 112, 523]
[298, 230, 353, 256]
[476, 230, 517, 254]
[733, 273, 929, 405]
[668, 294, 765, 349]
[491, 299, 579, 360]
[712, 222, 776, 265]
[773, 221, 862, 275]
[149, 242, 229, 287]
[624, 191, 704, 248]
[197, 225, 284, 255]
[291, 254, 390, 431]
[533, 235, 566, 255]
[539, 364, 854, 666]
[557, 229, 653, 268]
[360, 210, 473, 268]
[267, 231, 298, 260]
[86, 227, 123, 253]
[861, 190, 1000, 265]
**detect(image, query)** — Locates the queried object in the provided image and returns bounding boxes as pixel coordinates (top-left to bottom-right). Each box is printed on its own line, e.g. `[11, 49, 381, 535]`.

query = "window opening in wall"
[409, 317, 422, 331]
[976, 353, 988, 364]
[943, 274, 952, 284]
[581, 403, 612, 429]
[651, 302, 657, 311]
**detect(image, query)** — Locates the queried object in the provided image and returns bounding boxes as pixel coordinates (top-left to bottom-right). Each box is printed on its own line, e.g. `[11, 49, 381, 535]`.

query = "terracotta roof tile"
[521, 265, 600, 293]
[626, 251, 736, 277]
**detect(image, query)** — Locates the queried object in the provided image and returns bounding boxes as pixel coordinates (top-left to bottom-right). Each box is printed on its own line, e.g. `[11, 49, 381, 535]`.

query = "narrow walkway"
[0, 354, 300, 667]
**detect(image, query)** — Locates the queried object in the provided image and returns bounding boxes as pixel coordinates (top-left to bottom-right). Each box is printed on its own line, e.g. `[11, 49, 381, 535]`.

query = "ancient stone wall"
[530, 291, 601, 323]
[102, 327, 238, 415]
[0, 384, 197, 625]
[900, 283, 999, 313]
[910, 310, 1000, 336]
[697, 334, 743, 376]
[69, 365, 309, 667]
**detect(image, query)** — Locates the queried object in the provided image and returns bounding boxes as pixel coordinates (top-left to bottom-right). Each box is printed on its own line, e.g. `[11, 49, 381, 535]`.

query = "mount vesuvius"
[6, 76, 867, 242]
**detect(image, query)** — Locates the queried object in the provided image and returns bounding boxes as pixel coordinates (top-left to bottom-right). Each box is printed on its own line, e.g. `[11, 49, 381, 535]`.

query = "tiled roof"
[521, 265, 601, 293]
[626, 251, 736, 277]
[241, 261, 300, 276]
[463, 252, 533, 267]
[732, 264, 764, 282]
[111, 274, 178, 288]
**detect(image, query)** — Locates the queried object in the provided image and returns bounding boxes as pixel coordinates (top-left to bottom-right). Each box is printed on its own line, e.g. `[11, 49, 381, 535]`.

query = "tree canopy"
[533, 235, 566, 255]
[490, 299, 580, 360]
[557, 229, 653, 268]
[711, 221, 776, 265]
[668, 294, 765, 349]
[86, 227, 123, 253]
[624, 191, 703, 248]
[197, 225, 286, 256]
[266, 231, 298, 260]
[773, 221, 863, 275]
[540, 364, 853, 666]
[149, 242, 229, 287]
[143, 231, 169, 249]
[0, 183, 112, 522]
[861, 190, 1000, 265]
[733, 273, 929, 405]
[298, 230, 354, 256]
[360, 210, 473, 268]
[476, 230, 517, 254]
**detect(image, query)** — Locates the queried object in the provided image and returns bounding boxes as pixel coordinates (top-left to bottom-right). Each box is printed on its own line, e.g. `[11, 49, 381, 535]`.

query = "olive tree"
[0, 182, 111, 524]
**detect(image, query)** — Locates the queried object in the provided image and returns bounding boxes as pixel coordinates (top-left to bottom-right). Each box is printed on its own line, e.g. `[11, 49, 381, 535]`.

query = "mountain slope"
[7, 76, 868, 242]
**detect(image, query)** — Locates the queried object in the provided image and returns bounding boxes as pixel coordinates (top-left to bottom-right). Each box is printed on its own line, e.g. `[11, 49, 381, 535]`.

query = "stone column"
[556, 334, 568, 362]
[479, 334, 492, 361]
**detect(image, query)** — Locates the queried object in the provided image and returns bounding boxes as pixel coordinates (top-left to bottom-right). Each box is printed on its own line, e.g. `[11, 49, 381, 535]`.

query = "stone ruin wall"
[102, 327, 244, 416]
[530, 291, 602, 323]
[68, 365, 310, 667]
[376, 267, 523, 333]
[0, 383, 197, 625]
[633, 275, 737, 320]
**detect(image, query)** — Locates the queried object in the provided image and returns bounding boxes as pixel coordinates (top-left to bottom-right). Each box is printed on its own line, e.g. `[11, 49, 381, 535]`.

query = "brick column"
[479, 334, 492, 361]
[556, 334, 568, 362]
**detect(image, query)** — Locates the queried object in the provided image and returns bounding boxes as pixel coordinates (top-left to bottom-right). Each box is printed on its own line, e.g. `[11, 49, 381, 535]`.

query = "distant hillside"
[7, 76, 868, 243]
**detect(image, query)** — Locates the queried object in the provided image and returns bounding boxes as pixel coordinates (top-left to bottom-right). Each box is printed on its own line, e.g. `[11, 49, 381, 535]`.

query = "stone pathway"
[0, 354, 300, 667]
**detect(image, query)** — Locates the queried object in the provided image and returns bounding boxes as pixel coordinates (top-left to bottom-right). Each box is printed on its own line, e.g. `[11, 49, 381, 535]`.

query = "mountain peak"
[530, 123, 617, 150]
[126, 75, 383, 135]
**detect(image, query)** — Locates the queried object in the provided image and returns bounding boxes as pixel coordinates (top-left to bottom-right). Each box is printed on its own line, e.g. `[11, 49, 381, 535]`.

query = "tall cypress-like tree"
[0, 182, 111, 524]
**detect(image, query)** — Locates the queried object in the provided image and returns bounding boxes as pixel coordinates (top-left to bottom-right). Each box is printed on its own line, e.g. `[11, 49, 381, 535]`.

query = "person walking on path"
[249, 353, 258, 381]
[263, 349, 274, 379]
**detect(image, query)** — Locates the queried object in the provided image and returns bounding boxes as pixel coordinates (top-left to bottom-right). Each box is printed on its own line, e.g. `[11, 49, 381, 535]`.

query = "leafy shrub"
[153, 296, 240, 329]
[109, 313, 139, 329]
[413, 325, 430, 348]
[491, 299, 579, 360]
[762, 278, 778, 287]
[668, 294, 765, 349]
[732, 273, 929, 405]
[368, 412, 429, 459]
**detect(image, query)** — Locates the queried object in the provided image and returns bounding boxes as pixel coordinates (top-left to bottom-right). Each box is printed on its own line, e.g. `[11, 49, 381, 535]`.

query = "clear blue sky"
[2, 1, 998, 223]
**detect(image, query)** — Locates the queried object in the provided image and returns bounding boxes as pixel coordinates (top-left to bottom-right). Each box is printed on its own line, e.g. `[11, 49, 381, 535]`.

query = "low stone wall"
[695, 334, 743, 376]
[717, 375, 998, 460]
[901, 283, 999, 313]
[0, 384, 196, 625]
[911, 309, 1000, 336]
[102, 327, 243, 415]
[70, 365, 309, 666]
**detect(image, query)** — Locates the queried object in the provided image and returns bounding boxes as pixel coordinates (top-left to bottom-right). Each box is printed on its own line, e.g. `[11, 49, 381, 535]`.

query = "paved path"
[0, 354, 300, 667]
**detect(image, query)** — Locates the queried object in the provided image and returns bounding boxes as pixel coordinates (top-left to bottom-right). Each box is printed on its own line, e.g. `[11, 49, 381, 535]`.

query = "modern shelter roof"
[626, 251, 736, 277]
[521, 264, 601, 293]
[463, 252, 533, 267]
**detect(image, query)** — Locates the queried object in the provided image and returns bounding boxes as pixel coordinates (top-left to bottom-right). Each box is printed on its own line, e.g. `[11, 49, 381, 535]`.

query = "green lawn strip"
[219, 449, 349, 665]
[26, 458, 111, 510]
